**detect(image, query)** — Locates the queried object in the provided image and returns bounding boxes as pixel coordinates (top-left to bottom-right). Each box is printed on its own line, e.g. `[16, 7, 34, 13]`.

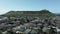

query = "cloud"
[0, 9, 10, 15]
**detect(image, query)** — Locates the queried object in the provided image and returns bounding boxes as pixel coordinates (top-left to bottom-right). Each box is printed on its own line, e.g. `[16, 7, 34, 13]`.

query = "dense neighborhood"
[0, 10, 60, 34]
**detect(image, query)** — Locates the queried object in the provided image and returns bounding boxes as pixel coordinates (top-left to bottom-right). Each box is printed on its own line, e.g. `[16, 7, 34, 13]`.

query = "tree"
[49, 27, 56, 34]
[0, 31, 2, 34]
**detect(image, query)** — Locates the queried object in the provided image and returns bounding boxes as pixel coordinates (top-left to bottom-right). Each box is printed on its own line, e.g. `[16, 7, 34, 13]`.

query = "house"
[13, 25, 26, 32]
[24, 29, 31, 34]
[24, 23, 36, 28]
[16, 31, 24, 34]
[24, 29, 38, 34]
[30, 29, 38, 34]
[57, 28, 60, 34]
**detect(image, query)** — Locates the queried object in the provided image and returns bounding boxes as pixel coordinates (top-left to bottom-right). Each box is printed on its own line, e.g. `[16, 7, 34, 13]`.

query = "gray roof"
[30, 30, 38, 34]
[13, 25, 26, 31]
[24, 29, 31, 34]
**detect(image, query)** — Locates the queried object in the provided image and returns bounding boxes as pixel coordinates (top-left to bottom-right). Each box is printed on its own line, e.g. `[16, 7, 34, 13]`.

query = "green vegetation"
[5, 32, 10, 34]
[1, 9, 56, 18]
[0, 31, 2, 34]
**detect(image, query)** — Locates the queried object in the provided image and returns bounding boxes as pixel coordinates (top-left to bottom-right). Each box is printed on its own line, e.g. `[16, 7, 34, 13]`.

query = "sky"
[0, 0, 60, 15]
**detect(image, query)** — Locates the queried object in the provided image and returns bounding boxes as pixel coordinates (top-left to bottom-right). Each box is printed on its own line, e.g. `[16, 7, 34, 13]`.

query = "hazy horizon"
[0, 0, 60, 15]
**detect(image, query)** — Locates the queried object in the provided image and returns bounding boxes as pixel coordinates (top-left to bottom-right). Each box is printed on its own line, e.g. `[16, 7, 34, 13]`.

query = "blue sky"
[0, 0, 60, 14]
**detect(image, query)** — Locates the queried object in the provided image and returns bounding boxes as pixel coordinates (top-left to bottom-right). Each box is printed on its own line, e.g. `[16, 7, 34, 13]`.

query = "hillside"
[1, 9, 56, 18]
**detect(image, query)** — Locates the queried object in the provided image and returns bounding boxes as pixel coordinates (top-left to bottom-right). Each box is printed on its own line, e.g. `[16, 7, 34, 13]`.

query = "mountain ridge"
[0, 9, 56, 18]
